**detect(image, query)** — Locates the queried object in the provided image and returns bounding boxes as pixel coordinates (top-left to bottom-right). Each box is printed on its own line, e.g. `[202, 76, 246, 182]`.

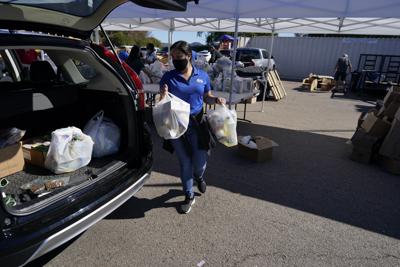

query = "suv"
[0, 1, 192, 266]
[236, 48, 275, 69]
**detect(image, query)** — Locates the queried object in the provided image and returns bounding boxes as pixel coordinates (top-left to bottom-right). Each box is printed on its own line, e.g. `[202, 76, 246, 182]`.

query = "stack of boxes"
[351, 86, 400, 174]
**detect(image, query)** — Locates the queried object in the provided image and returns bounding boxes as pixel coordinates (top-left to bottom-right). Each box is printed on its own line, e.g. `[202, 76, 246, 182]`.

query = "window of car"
[73, 59, 97, 80]
[262, 50, 269, 59]
[0, 0, 104, 17]
[236, 50, 261, 60]
[0, 52, 14, 82]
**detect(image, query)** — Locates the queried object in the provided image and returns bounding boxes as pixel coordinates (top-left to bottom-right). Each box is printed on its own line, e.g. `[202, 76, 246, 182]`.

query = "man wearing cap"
[332, 53, 352, 98]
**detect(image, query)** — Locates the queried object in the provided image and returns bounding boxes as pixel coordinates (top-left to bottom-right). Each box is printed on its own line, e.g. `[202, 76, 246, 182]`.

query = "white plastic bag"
[83, 110, 121, 158]
[45, 127, 94, 174]
[153, 93, 190, 139]
[206, 104, 238, 147]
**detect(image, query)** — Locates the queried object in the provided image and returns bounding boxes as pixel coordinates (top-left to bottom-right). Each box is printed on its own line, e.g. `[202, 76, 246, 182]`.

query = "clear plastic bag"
[0, 127, 26, 149]
[152, 93, 190, 139]
[45, 127, 94, 174]
[83, 110, 120, 158]
[206, 104, 238, 147]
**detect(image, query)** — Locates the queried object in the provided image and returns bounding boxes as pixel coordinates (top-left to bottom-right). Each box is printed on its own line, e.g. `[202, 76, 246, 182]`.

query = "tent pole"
[229, 15, 239, 110]
[261, 21, 275, 112]
[168, 18, 174, 65]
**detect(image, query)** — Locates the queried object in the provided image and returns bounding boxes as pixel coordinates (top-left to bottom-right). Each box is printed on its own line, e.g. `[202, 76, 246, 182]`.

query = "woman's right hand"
[160, 84, 168, 100]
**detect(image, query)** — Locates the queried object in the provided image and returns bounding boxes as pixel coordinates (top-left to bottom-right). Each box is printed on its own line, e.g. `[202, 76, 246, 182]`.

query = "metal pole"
[228, 15, 239, 109]
[168, 18, 174, 65]
[261, 21, 275, 112]
[94, 28, 100, 44]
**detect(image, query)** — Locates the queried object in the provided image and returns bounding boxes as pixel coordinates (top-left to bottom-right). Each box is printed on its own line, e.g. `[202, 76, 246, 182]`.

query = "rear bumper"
[1, 170, 151, 267]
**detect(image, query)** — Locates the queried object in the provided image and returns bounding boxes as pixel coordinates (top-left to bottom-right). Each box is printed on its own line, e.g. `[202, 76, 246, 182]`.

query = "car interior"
[0, 44, 136, 214]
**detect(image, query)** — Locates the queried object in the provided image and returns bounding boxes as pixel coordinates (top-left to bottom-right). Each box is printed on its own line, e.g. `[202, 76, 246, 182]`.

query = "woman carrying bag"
[159, 41, 226, 214]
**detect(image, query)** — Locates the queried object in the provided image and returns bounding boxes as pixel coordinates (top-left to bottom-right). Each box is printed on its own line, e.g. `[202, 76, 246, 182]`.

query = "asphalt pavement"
[31, 82, 400, 267]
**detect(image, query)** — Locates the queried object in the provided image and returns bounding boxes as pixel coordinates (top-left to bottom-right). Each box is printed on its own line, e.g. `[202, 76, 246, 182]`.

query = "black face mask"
[173, 59, 189, 71]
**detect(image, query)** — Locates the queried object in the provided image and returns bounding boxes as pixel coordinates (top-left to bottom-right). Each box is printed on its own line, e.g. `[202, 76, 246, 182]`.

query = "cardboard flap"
[254, 136, 279, 149]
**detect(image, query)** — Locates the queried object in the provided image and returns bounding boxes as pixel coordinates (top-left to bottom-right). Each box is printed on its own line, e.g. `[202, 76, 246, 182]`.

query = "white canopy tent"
[104, 0, 400, 110]
[103, 17, 400, 36]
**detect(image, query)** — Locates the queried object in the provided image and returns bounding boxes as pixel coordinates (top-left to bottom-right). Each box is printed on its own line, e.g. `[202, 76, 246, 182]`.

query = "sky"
[150, 31, 205, 45]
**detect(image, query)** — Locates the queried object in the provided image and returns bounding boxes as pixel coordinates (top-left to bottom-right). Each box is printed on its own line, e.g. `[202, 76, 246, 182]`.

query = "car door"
[0, 0, 192, 39]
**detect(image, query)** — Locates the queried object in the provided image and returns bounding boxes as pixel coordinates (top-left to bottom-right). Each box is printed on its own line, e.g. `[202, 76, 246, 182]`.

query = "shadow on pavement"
[106, 189, 186, 219]
[146, 121, 400, 239]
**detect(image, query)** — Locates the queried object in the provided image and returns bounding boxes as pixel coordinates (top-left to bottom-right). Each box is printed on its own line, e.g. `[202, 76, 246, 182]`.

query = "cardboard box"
[382, 100, 400, 121]
[379, 119, 400, 160]
[383, 86, 400, 107]
[245, 96, 257, 104]
[351, 128, 379, 149]
[22, 139, 49, 168]
[360, 112, 391, 139]
[378, 155, 400, 175]
[357, 109, 377, 129]
[238, 136, 275, 162]
[0, 142, 25, 179]
[350, 147, 374, 164]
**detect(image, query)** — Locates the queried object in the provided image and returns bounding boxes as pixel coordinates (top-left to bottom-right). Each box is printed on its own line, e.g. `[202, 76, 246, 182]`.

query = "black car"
[0, 0, 192, 266]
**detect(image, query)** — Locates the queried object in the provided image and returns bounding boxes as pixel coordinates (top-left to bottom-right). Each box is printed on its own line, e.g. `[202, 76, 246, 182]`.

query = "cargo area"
[0, 46, 136, 212]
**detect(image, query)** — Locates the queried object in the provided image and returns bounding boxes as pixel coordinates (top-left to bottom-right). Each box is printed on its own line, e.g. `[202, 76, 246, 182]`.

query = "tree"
[102, 31, 162, 48]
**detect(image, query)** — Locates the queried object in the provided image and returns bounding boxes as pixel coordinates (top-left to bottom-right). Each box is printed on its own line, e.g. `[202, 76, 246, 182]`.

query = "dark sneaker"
[180, 195, 195, 214]
[196, 178, 207, 194]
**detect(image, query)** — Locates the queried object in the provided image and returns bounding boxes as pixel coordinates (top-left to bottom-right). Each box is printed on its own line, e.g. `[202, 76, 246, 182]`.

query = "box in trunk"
[22, 137, 50, 168]
[0, 142, 25, 179]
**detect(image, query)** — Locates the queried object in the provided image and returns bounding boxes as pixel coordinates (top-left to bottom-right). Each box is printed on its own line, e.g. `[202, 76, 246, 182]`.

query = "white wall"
[247, 36, 400, 80]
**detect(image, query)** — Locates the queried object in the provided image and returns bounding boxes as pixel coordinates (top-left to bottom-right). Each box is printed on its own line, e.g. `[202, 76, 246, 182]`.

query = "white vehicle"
[236, 48, 276, 69]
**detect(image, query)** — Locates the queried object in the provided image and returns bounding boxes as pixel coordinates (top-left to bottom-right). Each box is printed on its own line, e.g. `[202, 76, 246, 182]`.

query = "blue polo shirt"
[160, 66, 211, 115]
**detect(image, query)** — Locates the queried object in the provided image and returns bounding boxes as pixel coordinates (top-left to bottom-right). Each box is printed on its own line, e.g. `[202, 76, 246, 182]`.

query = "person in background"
[331, 53, 352, 98]
[208, 45, 222, 64]
[145, 43, 157, 64]
[126, 45, 153, 81]
[118, 46, 129, 62]
[159, 40, 226, 214]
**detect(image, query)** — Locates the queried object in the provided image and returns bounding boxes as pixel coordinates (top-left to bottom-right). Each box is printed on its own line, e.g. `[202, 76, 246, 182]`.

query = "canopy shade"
[105, 0, 400, 35]
[103, 17, 400, 35]
[108, 0, 400, 19]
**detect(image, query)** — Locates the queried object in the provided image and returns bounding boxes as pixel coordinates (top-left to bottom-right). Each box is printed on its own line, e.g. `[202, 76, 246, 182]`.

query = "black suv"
[0, 1, 192, 266]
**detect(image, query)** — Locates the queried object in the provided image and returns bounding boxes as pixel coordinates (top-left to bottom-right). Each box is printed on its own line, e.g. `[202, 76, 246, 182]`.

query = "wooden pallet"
[265, 69, 286, 100]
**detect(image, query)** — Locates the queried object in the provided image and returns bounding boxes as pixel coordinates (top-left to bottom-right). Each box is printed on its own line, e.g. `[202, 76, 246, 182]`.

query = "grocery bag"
[152, 93, 190, 139]
[206, 104, 238, 147]
[83, 110, 120, 158]
[45, 127, 94, 174]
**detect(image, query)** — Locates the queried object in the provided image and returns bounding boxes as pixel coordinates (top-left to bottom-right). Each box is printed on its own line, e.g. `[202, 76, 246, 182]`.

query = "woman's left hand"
[216, 97, 226, 105]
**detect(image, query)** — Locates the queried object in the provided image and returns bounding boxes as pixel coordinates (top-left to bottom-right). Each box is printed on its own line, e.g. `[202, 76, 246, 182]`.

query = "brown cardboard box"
[382, 101, 400, 121]
[350, 147, 374, 164]
[238, 136, 275, 162]
[245, 96, 257, 104]
[0, 142, 25, 179]
[351, 128, 379, 149]
[360, 112, 391, 139]
[383, 86, 400, 107]
[379, 119, 400, 160]
[357, 109, 377, 129]
[378, 155, 400, 175]
[22, 139, 49, 168]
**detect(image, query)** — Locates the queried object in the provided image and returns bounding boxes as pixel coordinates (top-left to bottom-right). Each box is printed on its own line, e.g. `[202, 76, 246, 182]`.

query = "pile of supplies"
[0, 110, 121, 206]
[349, 85, 400, 174]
